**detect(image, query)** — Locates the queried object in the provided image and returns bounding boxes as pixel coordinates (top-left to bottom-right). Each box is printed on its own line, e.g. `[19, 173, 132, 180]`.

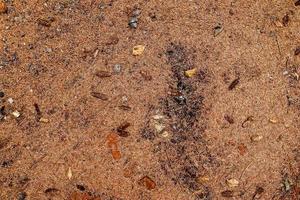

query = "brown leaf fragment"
[221, 190, 234, 197]
[106, 133, 121, 160]
[91, 92, 108, 101]
[95, 70, 111, 78]
[119, 105, 131, 111]
[37, 17, 55, 27]
[238, 143, 248, 156]
[116, 122, 131, 137]
[282, 14, 289, 26]
[139, 176, 156, 190]
[295, 46, 300, 56]
[44, 188, 60, 194]
[252, 186, 264, 199]
[228, 78, 240, 90]
[224, 114, 234, 124]
[140, 70, 153, 81]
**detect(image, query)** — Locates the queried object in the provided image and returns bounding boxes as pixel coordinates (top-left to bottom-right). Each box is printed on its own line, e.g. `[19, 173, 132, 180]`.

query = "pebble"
[0, 91, 4, 98]
[113, 64, 122, 74]
[128, 17, 138, 28]
[7, 97, 14, 104]
[12, 111, 20, 118]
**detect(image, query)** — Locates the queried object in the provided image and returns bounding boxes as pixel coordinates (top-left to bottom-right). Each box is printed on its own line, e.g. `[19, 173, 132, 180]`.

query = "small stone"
[251, 135, 263, 142]
[132, 45, 145, 56]
[184, 68, 197, 78]
[226, 178, 239, 187]
[113, 64, 122, 74]
[7, 98, 13, 104]
[214, 23, 223, 36]
[128, 17, 138, 28]
[12, 111, 20, 118]
[0, 91, 4, 98]
[283, 71, 289, 75]
[0, 1, 7, 14]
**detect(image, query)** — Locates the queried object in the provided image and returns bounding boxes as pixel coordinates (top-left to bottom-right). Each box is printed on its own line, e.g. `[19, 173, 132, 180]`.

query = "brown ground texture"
[0, 0, 300, 199]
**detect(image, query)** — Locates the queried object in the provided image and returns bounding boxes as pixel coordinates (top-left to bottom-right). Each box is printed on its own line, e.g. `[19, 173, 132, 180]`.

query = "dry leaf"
[67, 168, 72, 179]
[184, 68, 197, 78]
[132, 45, 145, 56]
[226, 178, 239, 187]
[139, 176, 156, 190]
[0, 1, 7, 14]
[107, 133, 121, 160]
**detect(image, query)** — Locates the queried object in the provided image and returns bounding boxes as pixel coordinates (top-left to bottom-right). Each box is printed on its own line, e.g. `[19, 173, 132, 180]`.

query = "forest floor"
[0, 0, 300, 199]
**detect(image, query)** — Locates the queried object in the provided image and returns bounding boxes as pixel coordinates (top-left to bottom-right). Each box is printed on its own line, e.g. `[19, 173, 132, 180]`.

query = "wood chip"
[139, 176, 156, 190]
[39, 117, 49, 123]
[184, 68, 197, 78]
[251, 135, 263, 142]
[132, 45, 145, 56]
[226, 178, 239, 187]
[273, 19, 283, 27]
[228, 78, 240, 90]
[269, 119, 278, 124]
[67, 167, 72, 179]
[91, 92, 108, 101]
[95, 70, 111, 78]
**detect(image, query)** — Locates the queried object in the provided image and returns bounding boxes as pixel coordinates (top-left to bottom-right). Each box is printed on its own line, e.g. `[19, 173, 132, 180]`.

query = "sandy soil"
[0, 0, 300, 199]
